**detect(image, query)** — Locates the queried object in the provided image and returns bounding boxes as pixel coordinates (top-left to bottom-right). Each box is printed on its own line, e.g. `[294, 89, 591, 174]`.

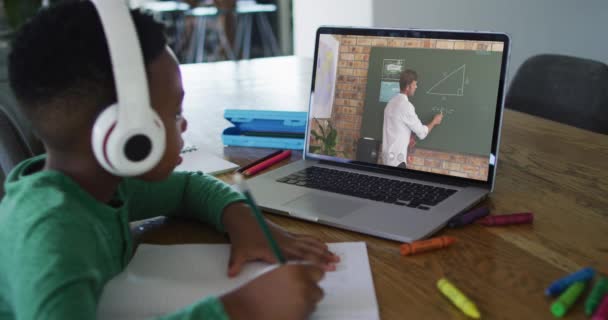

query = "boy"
[0, 2, 338, 319]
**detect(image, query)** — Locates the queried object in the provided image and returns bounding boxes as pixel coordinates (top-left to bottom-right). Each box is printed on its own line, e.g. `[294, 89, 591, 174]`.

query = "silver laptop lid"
[304, 27, 510, 191]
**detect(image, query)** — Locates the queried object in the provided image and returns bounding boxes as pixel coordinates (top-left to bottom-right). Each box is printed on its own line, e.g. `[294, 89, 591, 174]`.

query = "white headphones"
[90, 0, 166, 177]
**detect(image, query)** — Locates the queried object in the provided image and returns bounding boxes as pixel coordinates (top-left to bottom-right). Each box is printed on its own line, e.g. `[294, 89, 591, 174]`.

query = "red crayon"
[477, 212, 534, 226]
[243, 150, 292, 177]
[592, 295, 608, 320]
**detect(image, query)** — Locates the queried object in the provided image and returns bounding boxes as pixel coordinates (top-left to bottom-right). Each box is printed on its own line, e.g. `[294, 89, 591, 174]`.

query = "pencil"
[233, 173, 286, 264]
[235, 150, 284, 173]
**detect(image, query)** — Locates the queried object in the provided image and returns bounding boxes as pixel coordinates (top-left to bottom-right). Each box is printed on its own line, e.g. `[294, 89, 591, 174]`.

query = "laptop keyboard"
[276, 166, 457, 210]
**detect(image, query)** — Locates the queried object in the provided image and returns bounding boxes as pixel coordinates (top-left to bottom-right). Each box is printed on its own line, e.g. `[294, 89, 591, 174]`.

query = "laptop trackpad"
[283, 194, 365, 219]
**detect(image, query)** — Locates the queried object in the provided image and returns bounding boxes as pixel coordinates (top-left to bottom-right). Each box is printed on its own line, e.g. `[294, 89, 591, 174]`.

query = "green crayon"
[585, 276, 608, 316]
[550, 281, 586, 317]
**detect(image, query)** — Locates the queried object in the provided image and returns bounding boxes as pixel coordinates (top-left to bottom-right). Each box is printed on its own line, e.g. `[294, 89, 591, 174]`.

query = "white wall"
[372, 0, 608, 84]
[293, 0, 373, 57]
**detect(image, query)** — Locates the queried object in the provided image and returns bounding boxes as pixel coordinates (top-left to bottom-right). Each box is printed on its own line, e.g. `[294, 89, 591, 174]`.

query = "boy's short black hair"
[8, 1, 167, 150]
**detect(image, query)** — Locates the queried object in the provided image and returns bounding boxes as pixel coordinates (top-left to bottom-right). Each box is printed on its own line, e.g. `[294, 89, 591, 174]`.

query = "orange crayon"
[400, 236, 456, 256]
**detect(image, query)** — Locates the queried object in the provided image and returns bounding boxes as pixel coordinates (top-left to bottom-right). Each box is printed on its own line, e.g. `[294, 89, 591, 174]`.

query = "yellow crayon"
[437, 278, 481, 319]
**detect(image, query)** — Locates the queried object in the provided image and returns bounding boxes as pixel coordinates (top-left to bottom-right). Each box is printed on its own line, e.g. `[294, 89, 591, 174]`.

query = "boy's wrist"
[221, 202, 255, 235]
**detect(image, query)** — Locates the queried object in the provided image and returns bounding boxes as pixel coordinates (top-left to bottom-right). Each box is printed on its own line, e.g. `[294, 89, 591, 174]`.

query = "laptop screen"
[307, 27, 509, 183]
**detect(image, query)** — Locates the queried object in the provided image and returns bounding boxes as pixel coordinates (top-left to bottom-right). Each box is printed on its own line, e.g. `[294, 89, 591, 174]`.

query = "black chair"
[505, 54, 608, 134]
[0, 108, 28, 198]
[0, 90, 44, 199]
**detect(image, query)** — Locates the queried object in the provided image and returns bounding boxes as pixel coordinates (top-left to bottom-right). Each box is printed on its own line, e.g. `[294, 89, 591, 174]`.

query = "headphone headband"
[90, 0, 166, 177]
[91, 0, 150, 124]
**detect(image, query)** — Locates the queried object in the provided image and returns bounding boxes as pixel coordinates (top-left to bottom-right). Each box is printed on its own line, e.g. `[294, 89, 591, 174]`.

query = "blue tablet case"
[222, 109, 307, 150]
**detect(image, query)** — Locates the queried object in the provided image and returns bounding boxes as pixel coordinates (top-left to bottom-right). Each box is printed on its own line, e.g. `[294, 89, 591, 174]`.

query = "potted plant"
[309, 118, 338, 156]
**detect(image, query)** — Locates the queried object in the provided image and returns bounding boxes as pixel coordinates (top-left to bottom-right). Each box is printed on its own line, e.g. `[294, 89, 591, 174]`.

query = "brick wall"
[309, 35, 500, 181]
[408, 149, 489, 181]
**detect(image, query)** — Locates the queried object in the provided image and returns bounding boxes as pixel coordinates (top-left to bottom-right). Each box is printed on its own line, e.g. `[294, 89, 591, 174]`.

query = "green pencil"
[234, 174, 286, 264]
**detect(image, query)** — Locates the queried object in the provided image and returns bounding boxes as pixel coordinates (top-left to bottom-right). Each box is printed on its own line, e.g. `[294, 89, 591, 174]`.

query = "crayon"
[448, 207, 490, 227]
[551, 281, 586, 317]
[400, 236, 456, 256]
[243, 150, 292, 177]
[437, 278, 481, 319]
[591, 295, 608, 320]
[545, 267, 595, 296]
[586, 277, 608, 316]
[235, 150, 284, 173]
[477, 212, 534, 226]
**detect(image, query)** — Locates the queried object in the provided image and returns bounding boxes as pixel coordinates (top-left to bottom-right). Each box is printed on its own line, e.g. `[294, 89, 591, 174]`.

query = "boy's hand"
[220, 264, 325, 320]
[222, 202, 340, 277]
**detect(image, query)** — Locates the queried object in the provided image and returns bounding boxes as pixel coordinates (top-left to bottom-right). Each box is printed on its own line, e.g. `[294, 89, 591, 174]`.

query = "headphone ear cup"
[92, 104, 166, 177]
[92, 104, 121, 175]
[115, 109, 166, 175]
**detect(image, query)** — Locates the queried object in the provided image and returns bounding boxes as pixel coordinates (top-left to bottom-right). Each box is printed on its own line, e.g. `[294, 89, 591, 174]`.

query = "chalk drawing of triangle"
[426, 65, 466, 96]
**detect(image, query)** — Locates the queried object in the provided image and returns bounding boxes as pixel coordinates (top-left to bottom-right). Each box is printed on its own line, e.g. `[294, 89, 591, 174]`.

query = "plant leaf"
[327, 130, 337, 147]
[310, 129, 323, 141]
[328, 120, 335, 133]
[313, 118, 326, 138]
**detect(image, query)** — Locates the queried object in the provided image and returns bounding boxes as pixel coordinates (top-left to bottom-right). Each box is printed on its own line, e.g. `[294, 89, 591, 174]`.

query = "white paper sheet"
[175, 144, 238, 176]
[98, 242, 379, 320]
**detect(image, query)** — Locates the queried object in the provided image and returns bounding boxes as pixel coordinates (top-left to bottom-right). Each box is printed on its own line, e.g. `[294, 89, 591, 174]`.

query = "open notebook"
[175, 144, 238, 176]
[97, 242, 379, 320]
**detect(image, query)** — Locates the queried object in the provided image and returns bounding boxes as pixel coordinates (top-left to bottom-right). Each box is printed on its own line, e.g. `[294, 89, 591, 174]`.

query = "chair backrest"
[505, 54, 608, 134]
[0, 168, 5, 198]
[0, 107, 30, 198]
[0, 87, 44, 199]
[1, 44, 45, 199]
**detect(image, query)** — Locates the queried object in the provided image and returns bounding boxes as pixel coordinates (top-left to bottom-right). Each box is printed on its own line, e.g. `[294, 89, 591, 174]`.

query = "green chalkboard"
[360, 47, 503, 156]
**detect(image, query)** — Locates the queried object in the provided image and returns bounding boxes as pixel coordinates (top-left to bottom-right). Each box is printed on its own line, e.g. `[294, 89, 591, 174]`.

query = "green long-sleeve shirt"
[0, 155, 246, 319]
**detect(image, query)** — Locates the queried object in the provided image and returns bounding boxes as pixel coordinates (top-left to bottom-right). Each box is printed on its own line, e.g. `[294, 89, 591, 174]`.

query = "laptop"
[247, 26, 510, 242]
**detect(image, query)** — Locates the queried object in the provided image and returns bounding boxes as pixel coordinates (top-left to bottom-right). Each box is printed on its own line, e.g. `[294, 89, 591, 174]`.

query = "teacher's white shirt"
[381, 94, 429, 166]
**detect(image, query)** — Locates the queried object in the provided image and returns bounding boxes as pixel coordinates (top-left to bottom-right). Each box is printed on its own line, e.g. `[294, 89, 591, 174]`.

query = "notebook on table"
[247, 26, 510, 242]
[175, 143, 238, 176]
[98, 242, 379, 320]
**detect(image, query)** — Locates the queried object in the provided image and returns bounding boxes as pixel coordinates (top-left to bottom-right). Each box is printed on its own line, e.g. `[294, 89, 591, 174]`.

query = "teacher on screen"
[382, 69, 444, 167]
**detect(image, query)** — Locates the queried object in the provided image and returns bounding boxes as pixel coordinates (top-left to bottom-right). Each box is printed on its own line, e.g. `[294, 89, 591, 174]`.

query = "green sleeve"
[11, 215, 231, 320]
[157, 297, 229, 320]
[123, 171, 245, 232]
[11, 216, 104, 320]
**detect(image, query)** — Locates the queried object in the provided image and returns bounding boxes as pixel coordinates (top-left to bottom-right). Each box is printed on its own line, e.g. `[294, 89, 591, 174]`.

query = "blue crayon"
[448, 207, 490, 228]
[545, 267, 595, 297]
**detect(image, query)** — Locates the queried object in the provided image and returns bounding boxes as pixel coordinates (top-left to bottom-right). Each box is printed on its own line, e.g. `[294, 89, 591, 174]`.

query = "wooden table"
[137, 56, 608, 319]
